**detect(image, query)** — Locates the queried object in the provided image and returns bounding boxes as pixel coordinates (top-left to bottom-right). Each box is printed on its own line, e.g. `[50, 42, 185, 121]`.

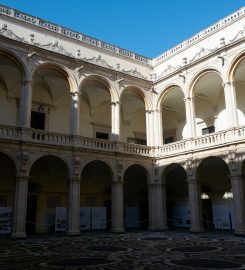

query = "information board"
[55, 207, 67, 232]
[126, 207, 139, 228]
[91, 207, 106, 230]
[0, 207, 12, 234]
[213, 205, 231, 230]
[172, 206, 191, 228]
[80, 207, 91, 230]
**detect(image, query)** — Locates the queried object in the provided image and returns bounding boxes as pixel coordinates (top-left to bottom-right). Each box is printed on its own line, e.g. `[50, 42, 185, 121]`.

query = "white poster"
[91, 207, 106, 230]
[0, 207, 12, 234]
[173, 206, 191, 228]
[55, 207, 67, 232]
[213, 205, 231, 230]
[80, 207, 91, 231]
[126, 207, 139, 228]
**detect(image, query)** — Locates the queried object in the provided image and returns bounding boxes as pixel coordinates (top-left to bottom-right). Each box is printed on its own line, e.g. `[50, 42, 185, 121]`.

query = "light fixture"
[223, 190, 233, 199]
[201, 192, 210, 200]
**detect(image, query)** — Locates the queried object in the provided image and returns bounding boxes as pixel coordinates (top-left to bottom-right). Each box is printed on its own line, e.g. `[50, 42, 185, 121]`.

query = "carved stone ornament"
[158, 64, 177, 78]
[228, 150, 238, 172]
[83, 54, 113, 69]
[190, 47, 216, 62]
[121, 67, 147, 80]
[0, 23, 24, 41]
[230, 25, 245, 43]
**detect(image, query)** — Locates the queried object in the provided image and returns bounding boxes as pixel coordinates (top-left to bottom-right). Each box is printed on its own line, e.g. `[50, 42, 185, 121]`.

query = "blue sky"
[1, 0, 245, 58]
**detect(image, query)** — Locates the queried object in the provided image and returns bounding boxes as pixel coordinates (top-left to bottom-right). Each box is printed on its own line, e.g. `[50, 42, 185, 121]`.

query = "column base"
[11, 232, 27, 239]
[148, 226, 168, 231]
[189, 227, 204, 233]
[67, 231, 80, 237]
[111, 228, 125, 233]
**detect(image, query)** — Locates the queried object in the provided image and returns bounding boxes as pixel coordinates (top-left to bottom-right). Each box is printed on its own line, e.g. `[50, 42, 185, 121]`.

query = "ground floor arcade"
[1, 151, 245, 237]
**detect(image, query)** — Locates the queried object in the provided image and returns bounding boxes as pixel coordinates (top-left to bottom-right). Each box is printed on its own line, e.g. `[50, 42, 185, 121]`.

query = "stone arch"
[31, 62, 76, 92]
[122, 162, 150, 182]
[79, 74, 118, 103]
[228, 51, 245, 83]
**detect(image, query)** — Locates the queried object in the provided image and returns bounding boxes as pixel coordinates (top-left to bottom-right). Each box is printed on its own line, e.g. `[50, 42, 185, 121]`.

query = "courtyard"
[1, 230, 245, 269]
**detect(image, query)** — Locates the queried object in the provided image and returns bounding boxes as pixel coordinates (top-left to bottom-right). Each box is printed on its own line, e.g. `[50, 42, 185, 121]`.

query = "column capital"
[21, 80, 32, 86]
[16, 176, 30, 182]
[145, 109, 154, 114]
[70, 90, 81, 96]
[186, 177, 198, 184]
[69, 178, 81, 183]
[111, 101, 120, 106]
[222, 81, 233, 88]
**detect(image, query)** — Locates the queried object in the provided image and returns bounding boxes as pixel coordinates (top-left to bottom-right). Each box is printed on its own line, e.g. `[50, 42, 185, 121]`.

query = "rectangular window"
[127, 137, 147, 145]
[31, 111, 45, 130]
[202, 126, 215, 135]
[164, 136, 174, 144]
[95, 132, 109, 140]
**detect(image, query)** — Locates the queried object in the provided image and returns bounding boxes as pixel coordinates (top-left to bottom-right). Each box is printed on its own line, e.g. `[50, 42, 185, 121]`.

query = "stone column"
[187, 177, 204, 232]
[11, 176, 29, 238]
[146, 110, 154, 146]
[19, 80, 33, 127]
[111, 101, 120, 141]
[67, 178, 81, 236]
[223, 82, 238, 128]
[70, 91, 80, 135]
[231, 174, 245, 235]
[184, 97, 196, 138]
[111, 181, 124, 232]
[148, 183, 167, 230]
[153, 110, 163, 146]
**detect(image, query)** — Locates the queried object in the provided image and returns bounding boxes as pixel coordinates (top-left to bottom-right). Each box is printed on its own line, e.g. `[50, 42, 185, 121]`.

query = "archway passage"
[0, 152, 16, 234]
[197, 157, 233, 230]
[193, 71, 226, 135]
[120, 88, 146, 145]
[32, 67, 70, 133]
[80, 78, 111, 139]
[232, 56, 245, 126]
[28, 156, 69, 234]
[80, 160, 112, 231]
[164, 164, 189, 229]
[123, 165, 149, 230]
[161, 87, 186, 144]
[0, 52, 23, 126]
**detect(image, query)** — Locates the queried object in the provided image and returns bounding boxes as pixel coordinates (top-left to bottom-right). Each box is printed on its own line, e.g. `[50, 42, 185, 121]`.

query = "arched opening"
[28, 155, 69, 234]
[32, 66, 70, 133]
[0, 52, 23, 126]
[80, 78, 111, 139]
[197, 157, 233, 230]
[232, 56, 245, 126]
[0, 152, 16, 235]
[120, 88, 146, 145]
[192, 71, 225, 136]
[80, 160, 112, 231]
[163, 164, 189, 229]
[160, 86, 186, 144]
[123, 164, 149, 230]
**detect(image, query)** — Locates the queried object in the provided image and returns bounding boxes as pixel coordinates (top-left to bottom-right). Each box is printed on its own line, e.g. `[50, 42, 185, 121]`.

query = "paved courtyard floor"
[1, 230, 245, 269]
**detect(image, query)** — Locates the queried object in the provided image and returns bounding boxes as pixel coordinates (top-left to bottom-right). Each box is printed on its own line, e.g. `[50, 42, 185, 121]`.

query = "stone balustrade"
[0, 124, 245, 157]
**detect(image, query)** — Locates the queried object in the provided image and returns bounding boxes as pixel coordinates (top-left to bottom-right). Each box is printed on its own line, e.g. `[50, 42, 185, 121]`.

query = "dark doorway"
[31, 111, 45, 130]
[104, 200, 111, 230]
[140, 200, 149, 229]
[26, 195, 37, 234]
[202, 199, 214, 229]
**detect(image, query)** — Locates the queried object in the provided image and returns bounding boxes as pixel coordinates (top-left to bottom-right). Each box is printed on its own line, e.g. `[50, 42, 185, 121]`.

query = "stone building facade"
[0, 5, 245, 238]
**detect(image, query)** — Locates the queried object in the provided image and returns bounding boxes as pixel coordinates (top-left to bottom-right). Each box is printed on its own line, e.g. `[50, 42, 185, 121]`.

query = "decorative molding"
[121, 67, 147, 79]
[0, 23, 24, 41]
[83, 54, 113, 69]
[37, 40, 72, 56]
[189, 47, 217, 63]
[230, 25, 245, 42]
[158, 64, 178, 79]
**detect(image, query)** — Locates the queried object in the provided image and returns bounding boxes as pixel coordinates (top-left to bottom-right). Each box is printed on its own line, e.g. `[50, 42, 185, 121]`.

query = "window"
[164, 136, 174, 144]
[127, 137, 147, 145]
[31, 111, 45, 130]
[202, 126, 215, 135]
[96, 132, 109, 140]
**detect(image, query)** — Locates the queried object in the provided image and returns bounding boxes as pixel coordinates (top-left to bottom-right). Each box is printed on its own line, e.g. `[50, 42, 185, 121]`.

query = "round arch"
[31, 62, 76, 92]
[228, 52, 245, 82]
[79, 74, 118, 103]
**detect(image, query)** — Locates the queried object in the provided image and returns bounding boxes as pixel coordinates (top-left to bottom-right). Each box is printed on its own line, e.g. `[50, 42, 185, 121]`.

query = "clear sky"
[1, 0, 245, 58]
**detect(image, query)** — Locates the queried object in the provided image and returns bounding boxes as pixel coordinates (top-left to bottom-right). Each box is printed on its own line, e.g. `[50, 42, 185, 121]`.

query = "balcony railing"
[0, 124, 244, 157]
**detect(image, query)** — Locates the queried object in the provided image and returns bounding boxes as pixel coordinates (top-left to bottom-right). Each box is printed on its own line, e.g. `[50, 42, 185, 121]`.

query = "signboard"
[172, 206, 191, 228]
[126, 207, 139, 228]
[91, 207, 106, 230]
[213, 205, 232, 230]
[0, 207, 12, 234]
[80, 207, 91, 231]
[55, 207, 67, 232]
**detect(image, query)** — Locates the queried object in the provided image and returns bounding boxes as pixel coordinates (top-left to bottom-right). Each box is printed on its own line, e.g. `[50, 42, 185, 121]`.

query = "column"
[187, 177, 204, 232]
[223, 82, 238, 128]
[70, 91, 80, 135]
[11, 176, 29, 238]
[111, 101, 120, 141]
[184, 97, 196, 138]
[67, 178, 80, 236]
[18, 80, 32, 127]
[153, 110, 163, 146]
[148, 183, 167, 230]
[146, 110, 153, 146]
[111, 181, 124, 232]
[231, 174, 245, 235]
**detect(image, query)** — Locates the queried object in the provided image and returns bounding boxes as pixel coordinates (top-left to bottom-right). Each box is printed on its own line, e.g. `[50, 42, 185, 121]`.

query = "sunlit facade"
[0, 5, 245, 238]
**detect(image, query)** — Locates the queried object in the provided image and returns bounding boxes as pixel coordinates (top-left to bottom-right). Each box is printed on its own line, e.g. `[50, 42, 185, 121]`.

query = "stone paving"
[1, 230, 245, 269]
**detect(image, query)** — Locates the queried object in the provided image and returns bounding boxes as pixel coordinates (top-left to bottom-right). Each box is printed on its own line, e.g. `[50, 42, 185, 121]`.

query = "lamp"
[223, 190, 233, 199]
[201, 192, 210, 200]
